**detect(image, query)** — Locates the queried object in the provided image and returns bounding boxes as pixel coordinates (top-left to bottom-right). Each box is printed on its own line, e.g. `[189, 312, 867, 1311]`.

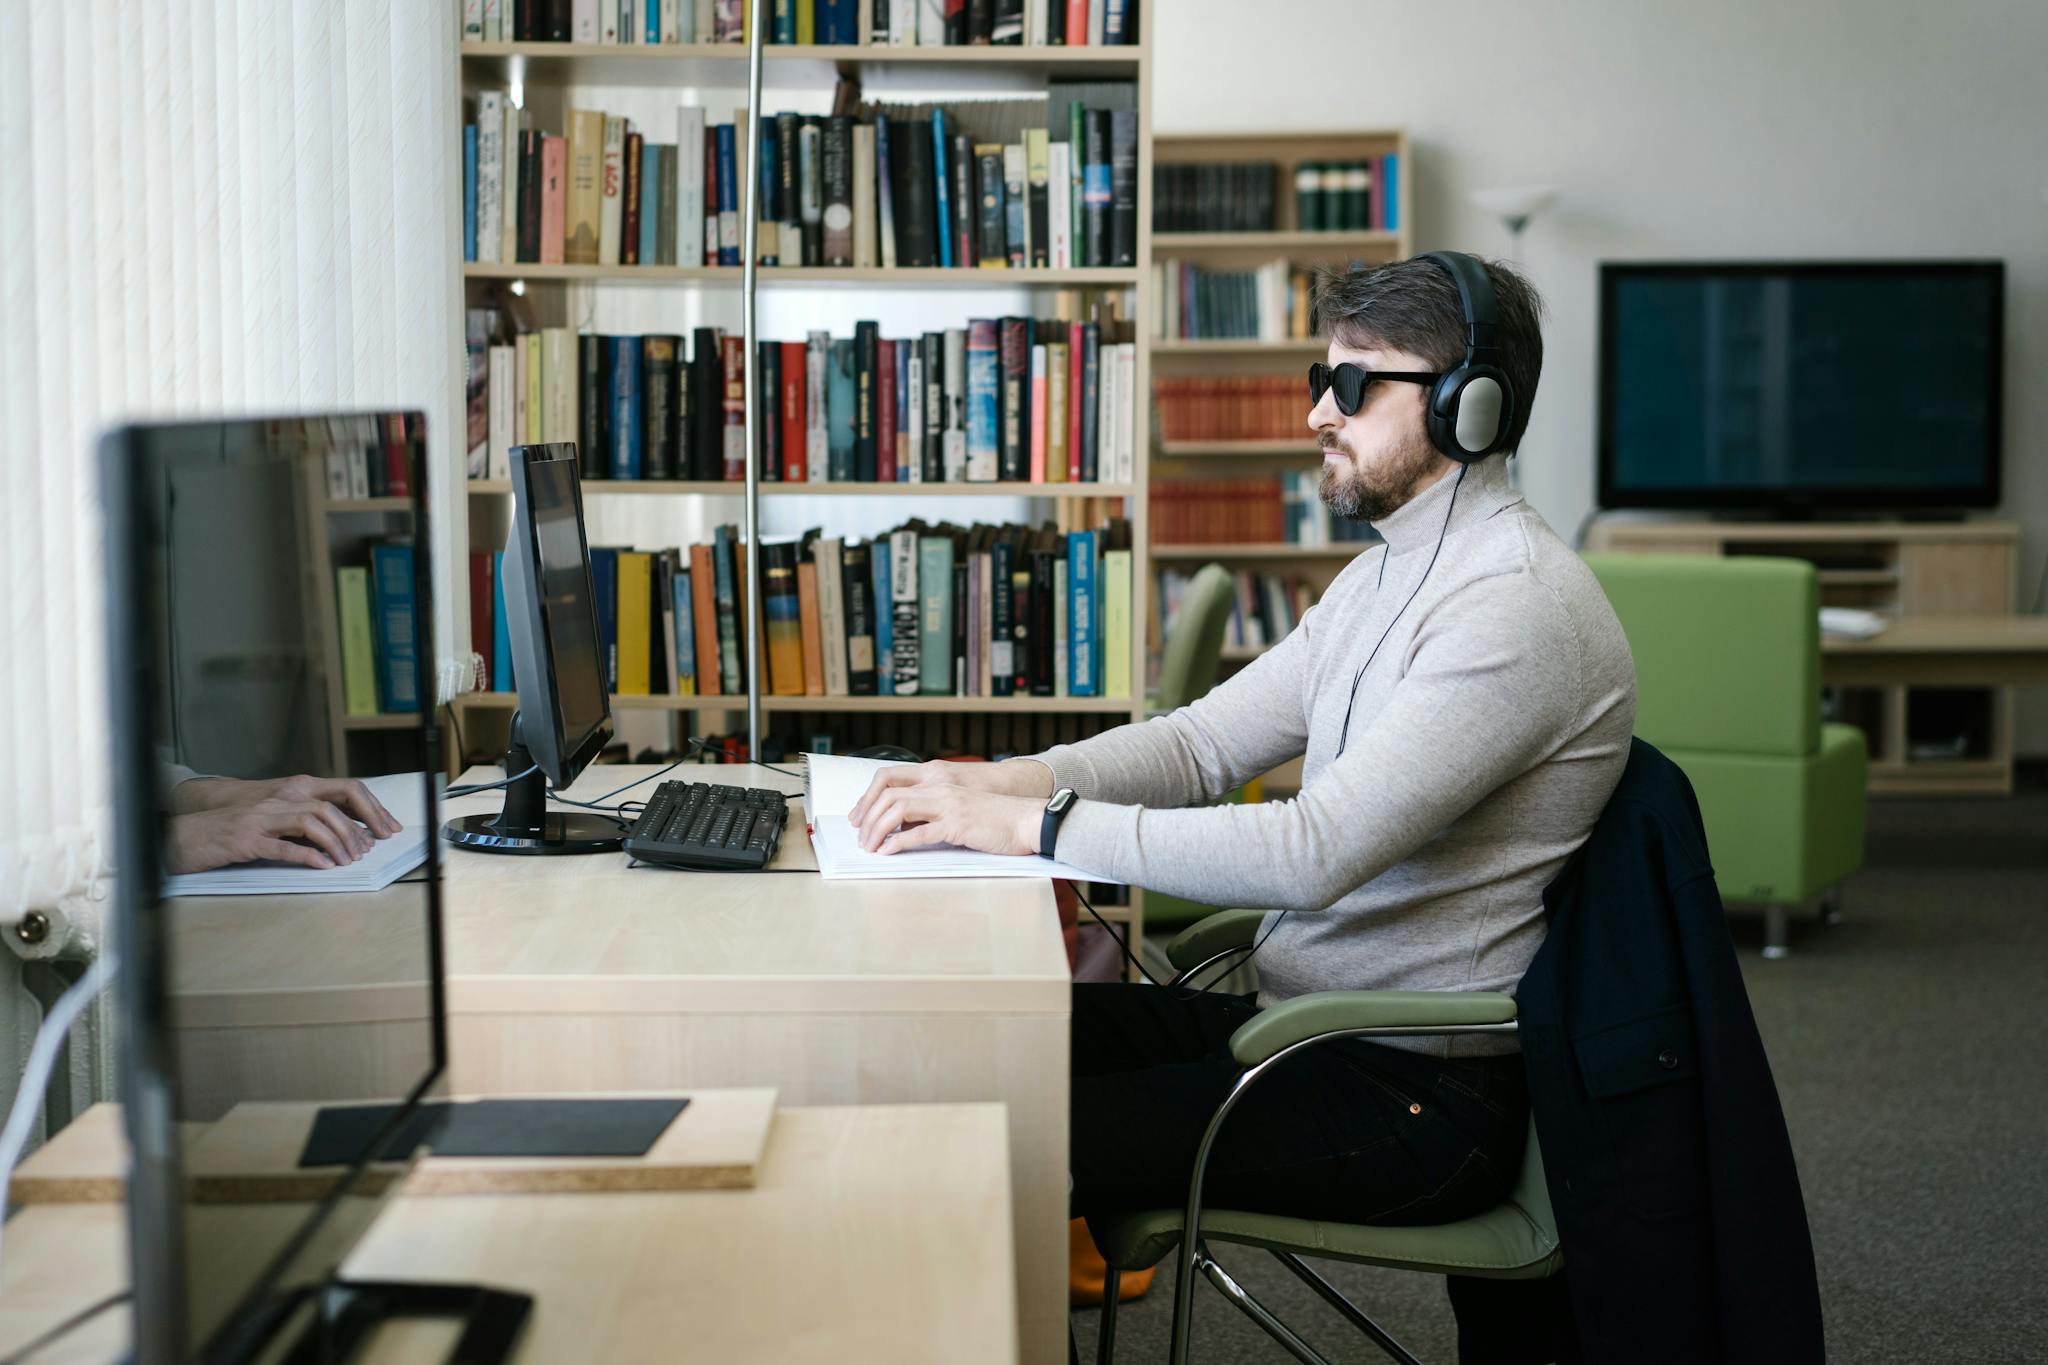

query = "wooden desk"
[438, 764, 1069, 1365]
[1822, 615, 2048, 687]
[0, 1104, 1017, 1364]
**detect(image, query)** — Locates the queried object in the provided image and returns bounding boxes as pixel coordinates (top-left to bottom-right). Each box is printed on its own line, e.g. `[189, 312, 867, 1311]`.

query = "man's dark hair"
[1312, 255, 1546, 456]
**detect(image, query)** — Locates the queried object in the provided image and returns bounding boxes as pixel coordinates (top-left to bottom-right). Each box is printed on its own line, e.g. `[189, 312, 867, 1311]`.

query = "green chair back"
[1153, 563, 1237, 714]
[1581, 553, 1820, 758]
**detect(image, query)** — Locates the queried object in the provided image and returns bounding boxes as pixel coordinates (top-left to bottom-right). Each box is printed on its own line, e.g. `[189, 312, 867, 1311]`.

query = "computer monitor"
[441, 443, 621, 854]
[101, 414, 523, 1362]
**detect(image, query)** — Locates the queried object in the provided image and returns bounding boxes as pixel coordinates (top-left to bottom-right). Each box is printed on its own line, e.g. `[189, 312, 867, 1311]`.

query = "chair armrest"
[1228, 990, 1518, 1067]
[1164, 909, 1269, 973]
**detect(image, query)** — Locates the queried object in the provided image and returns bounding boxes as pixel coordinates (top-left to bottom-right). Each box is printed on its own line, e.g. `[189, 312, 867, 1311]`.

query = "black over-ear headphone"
[1419, 250, 1516, 462]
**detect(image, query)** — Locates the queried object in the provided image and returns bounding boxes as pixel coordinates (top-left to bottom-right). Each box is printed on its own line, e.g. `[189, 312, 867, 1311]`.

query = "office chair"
[1580, 554, 1866, 957]
[1150, 563, 1237, 715]
[1085, 910, 1562, 1365]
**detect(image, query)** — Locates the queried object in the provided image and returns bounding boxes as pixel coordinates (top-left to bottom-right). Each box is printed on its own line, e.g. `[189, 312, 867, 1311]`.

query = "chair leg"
[1197, 1250, 1335, 1365]
[1096, 1266, 1120, 1364]
[1269, 1250, 1426, 1365]
[1820, 887, 1844, 928]
[1762, 903, 1791, 960]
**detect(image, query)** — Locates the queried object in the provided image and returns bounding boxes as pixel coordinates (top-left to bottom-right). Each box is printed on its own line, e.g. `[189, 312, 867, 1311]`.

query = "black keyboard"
[622, 781, 789, 871]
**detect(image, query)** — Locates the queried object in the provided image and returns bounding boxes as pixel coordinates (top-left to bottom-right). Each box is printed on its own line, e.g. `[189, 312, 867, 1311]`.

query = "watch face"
[1050, 788, 1075, 813]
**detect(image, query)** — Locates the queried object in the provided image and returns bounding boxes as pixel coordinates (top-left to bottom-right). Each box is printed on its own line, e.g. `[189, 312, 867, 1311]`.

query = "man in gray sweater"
[850, 254, 1635, 1231]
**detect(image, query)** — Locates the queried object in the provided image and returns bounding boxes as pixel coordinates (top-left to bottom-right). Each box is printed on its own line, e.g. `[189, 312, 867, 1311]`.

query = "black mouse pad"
[297, 1097, 690, 1168]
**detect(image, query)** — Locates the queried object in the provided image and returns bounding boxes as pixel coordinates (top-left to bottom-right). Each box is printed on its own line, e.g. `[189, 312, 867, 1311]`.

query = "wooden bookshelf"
[463, 262, 1143, 287]
[465, 478, 1134, 498]
[455, 691, 1132, 715]
[458, 40, 1146, 84]
[1151, 229, 1398, 252]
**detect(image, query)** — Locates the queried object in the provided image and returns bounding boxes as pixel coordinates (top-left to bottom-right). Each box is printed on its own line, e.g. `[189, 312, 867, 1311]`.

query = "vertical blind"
[0, 0, 468, 927]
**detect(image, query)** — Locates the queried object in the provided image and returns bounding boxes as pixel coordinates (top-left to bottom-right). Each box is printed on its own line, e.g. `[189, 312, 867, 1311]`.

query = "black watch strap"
[1040, 787, 1077, 860]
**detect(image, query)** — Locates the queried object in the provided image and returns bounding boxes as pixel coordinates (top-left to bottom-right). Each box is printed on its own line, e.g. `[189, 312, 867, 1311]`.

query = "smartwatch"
[1040, 787, 1077, 860]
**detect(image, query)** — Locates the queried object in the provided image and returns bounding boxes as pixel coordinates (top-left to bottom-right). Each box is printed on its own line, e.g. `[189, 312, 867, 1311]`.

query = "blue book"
[607, 336, 642, 478]
[589, 547, 619, 695]
[930, 111, 954, 269]
[461, 125, 478, 262]
[1382, 154, 1399, 231]
[646, 0, 660, 42]
[370, 543, 420, 713]
[639, 145, 660, 266]
[672, 567, 697, 695]
[1103, 0, 1129, 41]
[965, 320, 999, 480]
[714, 124, 739, 266]
[492, 551, 515, 692]
[758, 130, 778, 264]
[819, 0, 856, 42]
[917, 536, 954, 696]
[1067, 530, 1097, 697]
[827, 338, 856, 480]
[871, 542, 893, 695]
[773, 0, 795, 42]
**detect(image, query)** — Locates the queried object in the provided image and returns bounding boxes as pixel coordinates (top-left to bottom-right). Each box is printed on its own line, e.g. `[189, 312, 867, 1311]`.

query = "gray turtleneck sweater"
[1033, 455, 1636, 1056]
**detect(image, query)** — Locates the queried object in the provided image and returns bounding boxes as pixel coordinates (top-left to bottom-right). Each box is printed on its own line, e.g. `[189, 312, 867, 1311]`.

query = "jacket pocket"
[1573, 1006, 1697, 1099]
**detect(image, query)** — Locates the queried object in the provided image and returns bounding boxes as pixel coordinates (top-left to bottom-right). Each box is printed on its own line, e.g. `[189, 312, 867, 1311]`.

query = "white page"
[163, 772, 432, 897]
[802, 753, 1123, 884]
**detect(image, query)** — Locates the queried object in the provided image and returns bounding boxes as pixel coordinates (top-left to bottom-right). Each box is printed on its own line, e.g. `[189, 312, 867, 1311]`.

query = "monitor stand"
[277, 1279, 533, 1365]
[440, 715, 623, 855]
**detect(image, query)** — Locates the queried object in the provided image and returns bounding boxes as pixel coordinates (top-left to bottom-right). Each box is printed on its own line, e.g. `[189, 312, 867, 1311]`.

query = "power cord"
[445, 763, 541, 798]
[1072, 886, 1161, 988]
[0, 951, 120, 1278]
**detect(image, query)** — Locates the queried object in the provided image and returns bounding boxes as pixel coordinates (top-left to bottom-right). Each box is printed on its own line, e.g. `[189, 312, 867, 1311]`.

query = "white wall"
[1154, 0, 2048, 750]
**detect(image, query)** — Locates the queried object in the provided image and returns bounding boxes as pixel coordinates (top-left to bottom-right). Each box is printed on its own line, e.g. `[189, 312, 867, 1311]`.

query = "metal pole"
[740, 0, 768, 762]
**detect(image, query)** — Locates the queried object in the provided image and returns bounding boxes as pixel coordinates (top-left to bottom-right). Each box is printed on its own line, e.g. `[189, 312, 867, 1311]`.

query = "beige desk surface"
[438, 763, 1071, 1017]
[1821, 615, 2048, 686]
[0, 1104, 1018, 1365]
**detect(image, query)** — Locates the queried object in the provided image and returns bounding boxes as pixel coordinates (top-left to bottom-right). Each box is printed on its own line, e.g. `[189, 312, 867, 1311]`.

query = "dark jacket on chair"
[1483, 738, 1825, 1363]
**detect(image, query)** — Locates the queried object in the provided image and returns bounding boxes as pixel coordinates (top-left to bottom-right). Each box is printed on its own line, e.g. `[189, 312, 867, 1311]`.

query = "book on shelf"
[462, 0, 1137, 43]
[1152, 257, 1314, 342]
[336, 567, 381, 717]
[1152, 161, 1278, 233]
[1156, 565, 1322, 654]
[463, 89, 1139, 272]
[369, 543, 421, 714]
[1149, 474, 1379, 547]
[1152, 375, 1306, 443]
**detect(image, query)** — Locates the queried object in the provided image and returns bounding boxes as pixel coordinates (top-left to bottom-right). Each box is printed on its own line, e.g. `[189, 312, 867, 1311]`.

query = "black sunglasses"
[1308, 362, 1441, 417]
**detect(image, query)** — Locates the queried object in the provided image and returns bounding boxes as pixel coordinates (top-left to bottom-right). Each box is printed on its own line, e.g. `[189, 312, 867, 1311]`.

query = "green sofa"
[1582, 553, 1867, 956]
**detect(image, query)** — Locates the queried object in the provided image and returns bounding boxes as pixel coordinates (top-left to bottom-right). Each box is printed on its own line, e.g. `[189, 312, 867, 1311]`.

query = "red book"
[468, 551, 493, 689]
[720, 334, 746, 480]
[780, 340, 808, 481]
[539, 134, 566, 265]
[382, 414, 412, 496]
[875, 336, 897, 484]
[1029, 345, 1047, 482]
[1064, 0, 1088, 44]
[621, 132, 643, 265]
[1067, 322, 1085, 482]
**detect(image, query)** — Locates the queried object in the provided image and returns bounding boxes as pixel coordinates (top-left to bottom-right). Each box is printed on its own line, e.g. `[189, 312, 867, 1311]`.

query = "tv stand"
[1586, 516, 2021, 795]
[441, 714, 624, 854]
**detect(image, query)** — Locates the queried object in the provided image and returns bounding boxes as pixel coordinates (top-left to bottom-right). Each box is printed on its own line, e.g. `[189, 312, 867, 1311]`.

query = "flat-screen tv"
[1598, 261, 2003, 511]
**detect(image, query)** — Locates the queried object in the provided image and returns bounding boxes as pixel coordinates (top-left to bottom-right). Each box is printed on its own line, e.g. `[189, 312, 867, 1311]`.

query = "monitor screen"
[1598, 261, 2003, 509]
[102, 415, 444, 1364]
[524, 453, 608, 762]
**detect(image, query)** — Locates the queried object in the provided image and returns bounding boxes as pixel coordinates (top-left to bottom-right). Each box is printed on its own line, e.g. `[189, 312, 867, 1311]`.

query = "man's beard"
[1318, 431, 1440, 523]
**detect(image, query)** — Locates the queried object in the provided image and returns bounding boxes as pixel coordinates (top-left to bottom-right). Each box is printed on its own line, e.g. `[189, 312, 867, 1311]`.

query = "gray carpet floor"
[1070, 778, 2048, 1364]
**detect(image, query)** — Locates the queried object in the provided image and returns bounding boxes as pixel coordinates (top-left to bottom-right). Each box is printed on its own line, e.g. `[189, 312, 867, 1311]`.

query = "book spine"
[764, 545, 805, 695]
[917, 537, 953, 694]
[691, 327, 723, 479]
[544, 327, 578, 445]
[950, 132, 976, 265]
[874, 116, 897, 270]
[951, 560, 968, 694]
[1009, 542, 1032, 693]
[756, 339, 781, 480]
[1028, 343, 1047, 482]
[617, 551, 652, 695]
[889, 529, 920, 693]
[1082, 110, 1110, 269]
[462, 125, 478, 261]
[806, 331, 830, 481]
[757, 127, 778, 265]
[598, 117, 625, 264]
[655, 144, 677, 264]
[1065, 326, 1084, 480]
[815, 537, 848, 695]
[621, 132, 643, 263]
[842, 542, 877, 695]
[930, 112, 954, 269]
[465, 0, 485, 39]
[1067, 529, 1095, 695]
[715, 123, 740, 265]
[975, 144, 1006, 266]
[990, 539, 1014, 695]
[798, 117, 823, 264]
[875, 333, 897, 484]
[827, 338, 856, 479]
[1108, 109, 1137, 267]
[672, 566, 696, 695]
[822, 115, 854, 266]
[870, 539, 893, 694]
[337, 567, 380, 715]
[720, 333, 746, 479]
[500, 102, 521, 262]
[853, 320, 879, 481]
[920, 332, 944, 482]
[517, 129, 543, 262]
[776, 112, 803, 265]
[851, 123, 876, 268]
[796, 559, 825, 696]
[1025, 128, 1049, 268]
[488, 344, 514, 480]
[642, 335, 676, 478]
[493, 550, 516, 690]
[691, 543, 721, 694]
[1046, 139, 1071, 269]
[712, 528, 743, 694]
[641, 140, 664, 264]
[1079, 321, 1100, 481]
[965, 319, 999, 481]
[942, 327, 968, 481]
[371, 544, 419, 709]
[1003, 142, 1027, 268]
[676, 106, 705, 266]
[893, 119, 935, 267]
[902, 339, 922, 482]
[991, 0, 1020, 43]
[945, 0, 968, 43]
[998, 317, 1029, 481]
[609, 335, 643, 478]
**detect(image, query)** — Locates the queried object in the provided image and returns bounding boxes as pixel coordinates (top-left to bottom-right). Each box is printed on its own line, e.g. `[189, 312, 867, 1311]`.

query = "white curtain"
[0, 0, 466, 1117]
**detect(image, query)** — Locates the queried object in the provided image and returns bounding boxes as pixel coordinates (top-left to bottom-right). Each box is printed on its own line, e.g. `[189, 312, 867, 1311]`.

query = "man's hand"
[851, 781, 1047, 858]
[847, 757, 1054, 831]
[171, 774, 401, 837]
[166, 798, 383, 874]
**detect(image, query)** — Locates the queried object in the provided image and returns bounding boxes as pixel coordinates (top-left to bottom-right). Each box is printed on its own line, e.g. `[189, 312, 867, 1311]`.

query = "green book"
[1102, 546, 1131, 700]
[917, 534, 954, 696]
[335, 567, 379, 716]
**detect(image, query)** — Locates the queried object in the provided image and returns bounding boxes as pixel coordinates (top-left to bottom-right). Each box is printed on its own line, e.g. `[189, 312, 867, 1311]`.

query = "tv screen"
[102, 414, 444, 1363]
[1598, 261, 2003, 510]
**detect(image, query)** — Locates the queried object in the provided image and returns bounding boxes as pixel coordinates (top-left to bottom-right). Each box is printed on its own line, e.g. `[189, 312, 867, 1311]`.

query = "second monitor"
[443, 443, 623, 855]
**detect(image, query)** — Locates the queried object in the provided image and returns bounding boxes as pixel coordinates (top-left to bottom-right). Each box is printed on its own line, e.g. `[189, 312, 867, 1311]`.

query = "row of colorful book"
[1293, 158, 1400, 232]
[462, 91, 1138, 271]
[468, 519, 1134, 701]
[1151, 474, 1379, 547]
[314, 414, 423, 501]
[1153, 377, 1309, 444]
[1158, 566, 1321, 653]
[1151, 258, 1318, 342]
[461, 0, 1138, 45]
[335, 544, 422, 716]
[464, 311, 1138, 485]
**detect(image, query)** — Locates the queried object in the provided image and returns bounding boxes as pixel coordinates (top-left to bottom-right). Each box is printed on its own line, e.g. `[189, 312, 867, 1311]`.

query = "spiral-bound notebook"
[802, 752, 1122, 883]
